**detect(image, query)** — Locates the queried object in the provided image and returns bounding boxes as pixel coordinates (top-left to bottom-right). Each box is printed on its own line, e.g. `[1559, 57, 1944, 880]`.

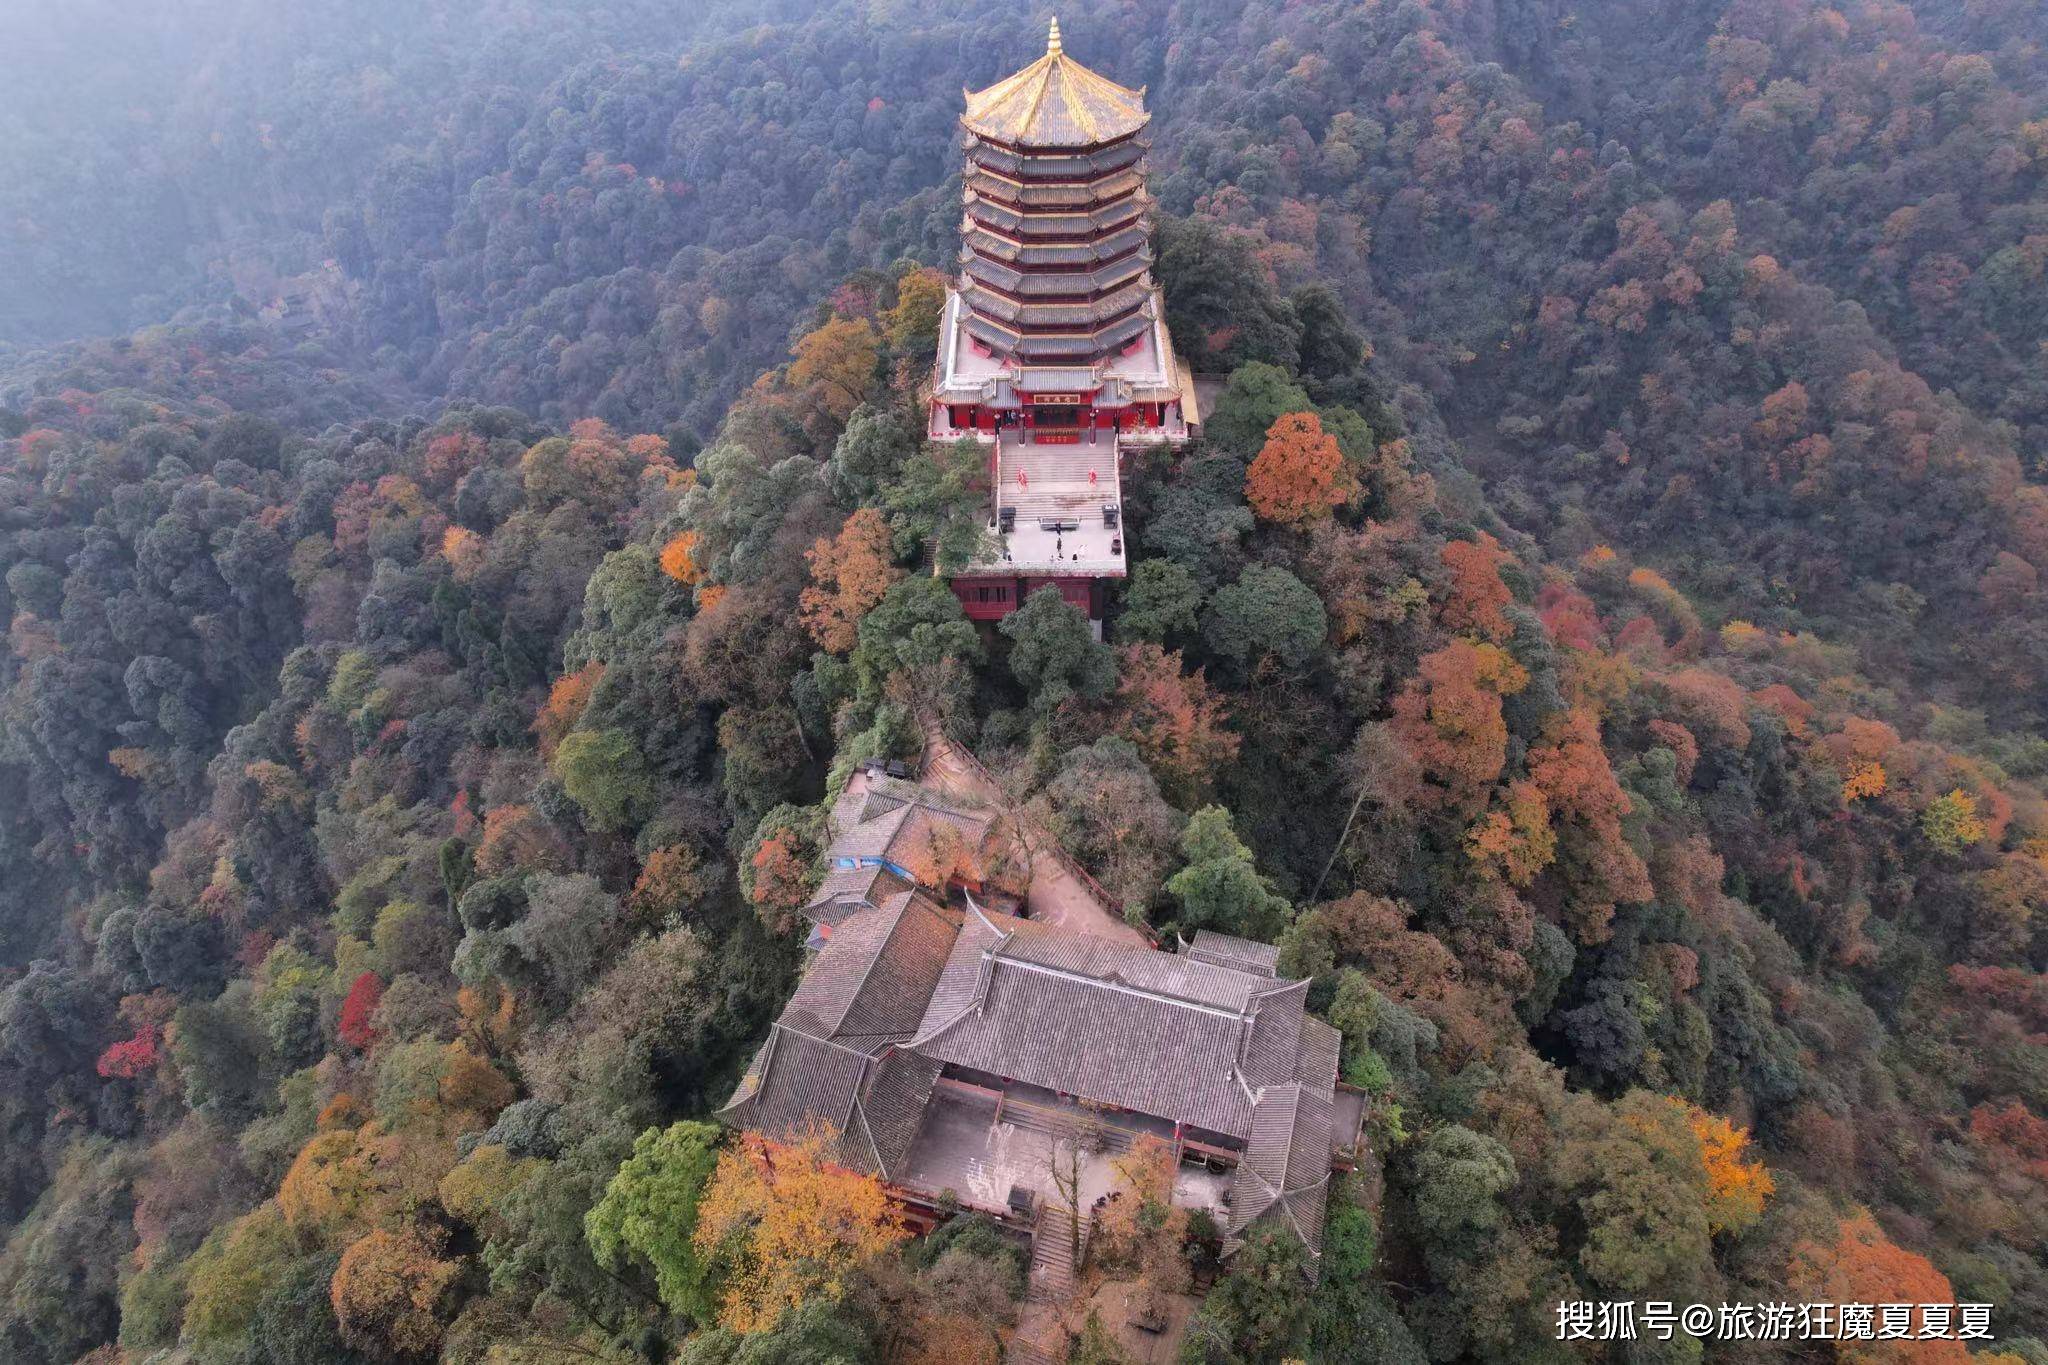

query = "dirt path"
[921, 725, 1148, 948]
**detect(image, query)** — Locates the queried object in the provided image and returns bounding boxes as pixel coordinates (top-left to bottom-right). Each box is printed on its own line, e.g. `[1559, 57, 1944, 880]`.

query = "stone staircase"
[1008, 1202, 1091, 1364]
[1029, 1201, 1084, 1301]
[998, 434, 1118, 520]
[1001, 1099, 1135, 1155]
[1005, 1331, 1061, 1365]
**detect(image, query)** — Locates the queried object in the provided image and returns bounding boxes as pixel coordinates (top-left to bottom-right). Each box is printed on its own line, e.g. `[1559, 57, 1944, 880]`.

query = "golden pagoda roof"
[962, 18, 1149, 148]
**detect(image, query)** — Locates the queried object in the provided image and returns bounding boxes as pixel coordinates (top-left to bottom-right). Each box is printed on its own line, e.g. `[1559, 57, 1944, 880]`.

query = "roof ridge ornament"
[1047, 15, 1062, 56]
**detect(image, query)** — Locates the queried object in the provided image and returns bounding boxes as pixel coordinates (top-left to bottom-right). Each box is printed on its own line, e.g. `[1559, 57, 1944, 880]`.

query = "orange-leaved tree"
[893, 818, 983, 892]
[1527, 707, 1652, 943]
[1389, 639, 1529, 815]
[279, 1125, 388, 1242]
[1671, 1099, 1773, 1235]
[1786, 1211, 1969, 1364]
[1110, 642, 1239, 804]
[744, 821, 820, 934]
[631, 843, 712, 925]
[800, 507, 902, 652]
[1464, 779, 1555, 887]
[439, 525, 486, 583]
[691, 1125, 907, 1332]
[789, 318, 881, 420]
[1246, 411, 1352, 524]
[533, 662, 603, 759]
[330, 1225, 462, 1358]
[659, 528, 705, 584]
[1439, 532, 1515, 641]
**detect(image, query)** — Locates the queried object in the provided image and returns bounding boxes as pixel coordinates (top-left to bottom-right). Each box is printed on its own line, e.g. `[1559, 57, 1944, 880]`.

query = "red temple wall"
[950, 575, 1104, 621]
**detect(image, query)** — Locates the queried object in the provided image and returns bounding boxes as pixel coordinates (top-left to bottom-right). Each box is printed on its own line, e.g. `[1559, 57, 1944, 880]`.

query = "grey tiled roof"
[1184, 930, 1282, 977]
[908, 909, 1309, 1138]
[1227, 1081, 1335, 1267]
[858, 1050, 945, 1177]
[717, 891, 966, 1176]
[1242, 978, 1310, 1090]
[722, 1026, 870, 1138]
[782, 892, 963, 1047]
[804, 862, 913, 926]
[1296, 1017, 1341, 1093]
[719, 1032, 944, 1181]
[830, 802, 918, 861]
[823, 779, 996, 876]
[727, 792, 1342, 1265]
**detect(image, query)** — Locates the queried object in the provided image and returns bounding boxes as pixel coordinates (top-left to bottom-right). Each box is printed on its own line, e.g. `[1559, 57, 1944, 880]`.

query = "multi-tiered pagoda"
[929, 19, 1196, 629]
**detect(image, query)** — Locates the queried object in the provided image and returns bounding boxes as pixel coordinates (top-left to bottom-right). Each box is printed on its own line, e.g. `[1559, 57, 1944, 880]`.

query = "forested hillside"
[2, 1, 2046, 1362]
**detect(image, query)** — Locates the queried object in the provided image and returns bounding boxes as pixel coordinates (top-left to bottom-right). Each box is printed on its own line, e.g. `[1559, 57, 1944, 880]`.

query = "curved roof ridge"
[904, 924, 1014, 1048]
[963, 890, 1004, 935]
[961, 25, 1148, 148]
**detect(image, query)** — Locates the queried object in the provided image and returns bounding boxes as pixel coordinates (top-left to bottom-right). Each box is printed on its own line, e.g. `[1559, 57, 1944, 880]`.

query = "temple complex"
[720, 770, 1364, 1279]
[927, 20, 1197, 628]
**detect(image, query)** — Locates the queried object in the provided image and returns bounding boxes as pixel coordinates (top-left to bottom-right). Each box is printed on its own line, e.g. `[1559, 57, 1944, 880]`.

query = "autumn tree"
[742, 806, 822, 932]
[330, 1225, 462, 1358]
[631, 843, 713, 926]
[96, 995, 165, 1078]
[1657, 668, 1750, 751]
[1675, 1100, 1774, 1235]
[1245, 411, 1351, 524]
[337, 971, 384, 1051]
[472, 804, 572, 877]
[517, 421, 659, 519]
[691, 1125, 907, 1332]
[439, 524, 486, 582]
[1464, 780, 1555, 888]
[1526, 708, 1651, 942]
[799, 507, 902, 652]
[1827, 716, 1900, 804]
[1389, 640, 1529, 814]
[788, 318, 880, 420]
[1110, 643, 1239, 804]
[893, 818, 984, 892]
[279, 1125, 388, 1241]
[1969, 1100, 2048, 1183]
[533, 661, 603, 759]
[660, 529, 705, 585]
[1438, 533, 1514, 641]
[883, 267, 949, 353]
[1786, 1212, 1970, 1364]
[1923, 789, 1988, 855]
[1092, 1135, 1190, 1311]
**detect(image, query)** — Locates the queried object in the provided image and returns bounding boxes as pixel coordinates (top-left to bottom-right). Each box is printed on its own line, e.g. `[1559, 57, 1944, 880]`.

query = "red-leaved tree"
[338, 972, 385, 1051]
[96, 1027, 161, 1080]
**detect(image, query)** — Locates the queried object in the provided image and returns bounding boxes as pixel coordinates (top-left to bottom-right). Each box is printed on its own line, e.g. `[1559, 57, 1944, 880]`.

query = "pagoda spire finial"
[1046, 16, 1062, 56]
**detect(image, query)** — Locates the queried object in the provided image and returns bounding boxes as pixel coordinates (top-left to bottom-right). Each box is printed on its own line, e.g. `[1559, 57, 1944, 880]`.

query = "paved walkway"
[921, 723, 1146, 947]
